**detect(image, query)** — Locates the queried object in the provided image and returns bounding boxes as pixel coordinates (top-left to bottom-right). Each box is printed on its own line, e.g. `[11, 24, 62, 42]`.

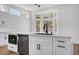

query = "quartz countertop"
[29, 33, 72, 39]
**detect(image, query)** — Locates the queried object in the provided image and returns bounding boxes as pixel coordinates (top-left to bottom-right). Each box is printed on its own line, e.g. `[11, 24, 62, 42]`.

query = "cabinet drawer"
[29, 35, 52, 43]
[53, 37, 72, 55]
[54, 38, 71, 49]
[8, 44, 17, 52]
[54, 38, 71, 45]
[55, 45, 71, 55]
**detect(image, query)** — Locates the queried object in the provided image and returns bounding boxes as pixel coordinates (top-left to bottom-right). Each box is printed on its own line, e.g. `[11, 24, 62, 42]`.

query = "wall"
[0, 4, 30, 34]
[30, 4, 79, 43]
[0, 11, 10, 32]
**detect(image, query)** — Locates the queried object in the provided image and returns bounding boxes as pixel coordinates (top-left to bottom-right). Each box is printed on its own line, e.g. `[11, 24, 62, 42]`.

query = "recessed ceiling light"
[38, 5, 40, 7]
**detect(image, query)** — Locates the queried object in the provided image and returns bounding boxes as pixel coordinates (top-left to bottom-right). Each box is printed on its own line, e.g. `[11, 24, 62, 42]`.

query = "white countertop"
[6, 32, 79, 44]
[29, 33, 72, 39]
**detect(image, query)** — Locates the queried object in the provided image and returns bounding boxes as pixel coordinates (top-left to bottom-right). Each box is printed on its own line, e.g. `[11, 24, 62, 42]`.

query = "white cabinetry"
[0, 11, 8, 26]
[8, 43, 17, 53]
[29, 35, 52, 55]
[53, 37, 72, 55]
[0, 11, 10, 32]
[0, 33, 8, 46]
[29, 35, 72, 55]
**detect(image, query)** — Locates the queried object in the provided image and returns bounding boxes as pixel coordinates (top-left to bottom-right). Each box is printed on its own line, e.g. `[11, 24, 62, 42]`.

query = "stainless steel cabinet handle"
[4, 36, 7, 40]
[37, 44, 40, 50]
[37, 44, 38, 50]
[57, 45, 65, 48]
[11, 47, 14, 48]
[39, 44, 40, 50]
[57, 40, 65, 43]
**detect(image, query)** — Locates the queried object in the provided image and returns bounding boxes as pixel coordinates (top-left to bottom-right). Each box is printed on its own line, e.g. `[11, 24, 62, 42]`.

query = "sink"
[35, 33, 52, 35]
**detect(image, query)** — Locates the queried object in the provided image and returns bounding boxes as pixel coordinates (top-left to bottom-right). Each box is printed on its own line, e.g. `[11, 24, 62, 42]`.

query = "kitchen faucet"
[43, 23, 48, 34]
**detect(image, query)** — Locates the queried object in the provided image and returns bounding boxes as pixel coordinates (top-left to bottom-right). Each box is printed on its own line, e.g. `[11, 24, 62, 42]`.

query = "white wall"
[0, 11, 10, 32]
[30, 4, 79, 43]
[0, 4, 30, 34]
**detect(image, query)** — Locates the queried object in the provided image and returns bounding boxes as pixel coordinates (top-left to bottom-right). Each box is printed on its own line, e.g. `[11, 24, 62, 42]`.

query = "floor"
[0, 46, 18, 55]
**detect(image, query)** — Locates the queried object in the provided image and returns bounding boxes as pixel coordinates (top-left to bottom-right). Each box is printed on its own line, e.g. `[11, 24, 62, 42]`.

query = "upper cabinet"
[0, 11, 9, 26]
[34, 10, 58, 35]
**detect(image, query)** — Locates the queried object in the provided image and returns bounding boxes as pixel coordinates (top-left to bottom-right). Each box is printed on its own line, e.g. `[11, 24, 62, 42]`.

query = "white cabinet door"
[0, 34, 3, 46]
[29, 35, 52, 55]
[29, 36, 39, 55]
[8, 43, 17, 53]
[29, 40, 52, 55]
[3, 33, 8, 45]
[29, 40, 40, 55]
[38, 42, 52, 55]
[0, 33, 8, 46]
[53, 37, 72, 55]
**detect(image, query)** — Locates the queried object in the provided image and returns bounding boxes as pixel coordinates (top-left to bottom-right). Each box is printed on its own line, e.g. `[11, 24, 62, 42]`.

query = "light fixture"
[34, 4, 40, 8]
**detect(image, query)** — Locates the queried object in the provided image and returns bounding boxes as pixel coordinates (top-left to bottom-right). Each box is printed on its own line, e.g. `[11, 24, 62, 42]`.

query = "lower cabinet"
[8, 43, 17, 53]
[29, 35, 72, 55]
[0, 33, 8, 46]
[29, 35, 52, 55]
[53, 37, 72, 55]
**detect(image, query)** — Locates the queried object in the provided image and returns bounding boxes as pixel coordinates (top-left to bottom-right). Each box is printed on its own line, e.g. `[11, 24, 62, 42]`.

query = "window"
[35, 10, 58, 34]
[10, 8, 20, 16]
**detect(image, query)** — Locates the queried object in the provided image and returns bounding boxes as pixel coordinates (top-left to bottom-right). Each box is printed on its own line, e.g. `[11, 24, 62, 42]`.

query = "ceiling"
[15, 4, 59, 11]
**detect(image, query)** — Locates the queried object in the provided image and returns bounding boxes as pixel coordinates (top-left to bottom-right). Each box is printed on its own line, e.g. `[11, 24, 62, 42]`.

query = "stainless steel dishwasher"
[18, 34, 29, 55]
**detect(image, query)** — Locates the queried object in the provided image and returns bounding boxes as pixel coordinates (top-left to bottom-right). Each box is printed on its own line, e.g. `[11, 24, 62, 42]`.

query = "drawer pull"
[4, 37, 7, 40]
[37, 44, 38, 50]
[11, 47, 14, 48]
[57, 45, 65, 48]
[57, 40, 65, 43]
[39, 44, 40, 50]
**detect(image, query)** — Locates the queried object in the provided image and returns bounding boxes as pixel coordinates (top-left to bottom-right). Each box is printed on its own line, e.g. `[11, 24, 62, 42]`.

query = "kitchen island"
[7, 33, 73, 55]
[29, 33, 73, 55]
